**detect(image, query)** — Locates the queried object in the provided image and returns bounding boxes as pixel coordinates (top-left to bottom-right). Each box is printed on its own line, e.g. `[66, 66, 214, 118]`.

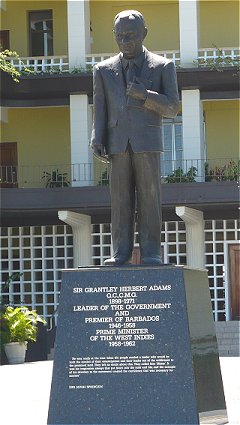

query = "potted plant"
[42, 169, 70, 188]
[1, 306, 46, 364]
[164, 166, 197, 183]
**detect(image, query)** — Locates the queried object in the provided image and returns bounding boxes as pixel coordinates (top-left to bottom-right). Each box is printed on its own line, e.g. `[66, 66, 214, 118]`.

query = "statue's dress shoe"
[141, 256, 162, 265]
[104, 256, 130, 266]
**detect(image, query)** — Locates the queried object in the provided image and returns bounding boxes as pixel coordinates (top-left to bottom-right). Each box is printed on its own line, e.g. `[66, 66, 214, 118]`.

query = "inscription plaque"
[48, 266, 202, 425]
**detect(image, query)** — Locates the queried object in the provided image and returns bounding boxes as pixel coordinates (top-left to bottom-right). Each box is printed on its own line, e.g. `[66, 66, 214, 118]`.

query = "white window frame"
[161, 115, 183, 177]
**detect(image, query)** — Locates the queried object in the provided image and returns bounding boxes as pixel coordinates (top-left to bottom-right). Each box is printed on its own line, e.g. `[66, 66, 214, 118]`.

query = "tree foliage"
[0, 49, 32, 82]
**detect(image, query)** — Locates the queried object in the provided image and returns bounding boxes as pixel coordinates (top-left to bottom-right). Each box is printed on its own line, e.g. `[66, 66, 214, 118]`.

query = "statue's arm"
[144, 61, 179, 118]
[90, 65, 107, 155]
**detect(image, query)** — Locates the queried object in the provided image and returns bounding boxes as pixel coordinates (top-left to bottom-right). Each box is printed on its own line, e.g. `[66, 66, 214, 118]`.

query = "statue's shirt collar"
[120, 49, 145, 70]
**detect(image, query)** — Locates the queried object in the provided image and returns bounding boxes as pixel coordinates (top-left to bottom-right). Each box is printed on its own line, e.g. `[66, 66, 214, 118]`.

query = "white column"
[0, 107, 8, 123]
[70, 94, 93, 186]
[181, 89, 205, 181]
[176, 206, 205, 269]
[67, 0, 90, 69]
[58, 211, 92, 267]
[179, 0, 199, 67]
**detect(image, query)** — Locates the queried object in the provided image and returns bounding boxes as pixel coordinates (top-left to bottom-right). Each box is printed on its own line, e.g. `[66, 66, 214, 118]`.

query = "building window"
[161, 116, 183, 177]
[29, 10, 53, 56]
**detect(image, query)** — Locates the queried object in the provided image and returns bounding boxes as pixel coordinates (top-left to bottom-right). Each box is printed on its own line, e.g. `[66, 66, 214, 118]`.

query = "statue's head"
[114, 10, 148, 59]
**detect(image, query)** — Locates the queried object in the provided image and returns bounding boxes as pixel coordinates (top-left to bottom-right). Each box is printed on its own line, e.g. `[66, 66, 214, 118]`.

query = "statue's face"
[114, 16, 147, 59]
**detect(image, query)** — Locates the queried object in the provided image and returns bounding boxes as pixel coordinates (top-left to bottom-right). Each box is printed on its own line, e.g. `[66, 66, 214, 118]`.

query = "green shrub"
[1, 306, 46, 345]
[164, 166, 197, 183]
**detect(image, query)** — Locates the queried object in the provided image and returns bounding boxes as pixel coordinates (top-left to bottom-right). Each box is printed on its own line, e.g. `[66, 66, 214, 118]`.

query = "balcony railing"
[7, 47, 239, 73]
[197, 47, 240, 67]
[86, 50, 181, 67]
[1, 159, 239, 189]
[8, 55, 69, 73]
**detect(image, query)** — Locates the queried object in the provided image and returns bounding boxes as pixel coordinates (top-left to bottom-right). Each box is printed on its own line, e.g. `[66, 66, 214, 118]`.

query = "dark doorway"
[0, 142, 18, 187]
[229, 244, 240, 320]
[0, 30, 10, 50]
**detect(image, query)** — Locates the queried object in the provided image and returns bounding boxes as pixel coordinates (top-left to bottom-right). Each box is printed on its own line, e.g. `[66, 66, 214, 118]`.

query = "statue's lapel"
[141, 49, 155, 80]
[110, 55, 125, 91]
[108, 50, 154, 94]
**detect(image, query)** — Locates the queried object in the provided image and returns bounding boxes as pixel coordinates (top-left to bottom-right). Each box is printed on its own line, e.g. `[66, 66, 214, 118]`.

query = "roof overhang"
[1, 67, 239, 107]
[1, 181, 239, 226]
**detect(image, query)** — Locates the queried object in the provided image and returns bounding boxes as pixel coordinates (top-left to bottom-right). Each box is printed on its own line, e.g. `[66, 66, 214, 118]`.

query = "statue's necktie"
[126, 60, 136, 84]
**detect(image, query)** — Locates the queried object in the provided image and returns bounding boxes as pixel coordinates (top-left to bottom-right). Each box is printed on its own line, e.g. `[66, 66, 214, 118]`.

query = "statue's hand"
[126, 77, 147, 101]
[93, 145, 106, 158]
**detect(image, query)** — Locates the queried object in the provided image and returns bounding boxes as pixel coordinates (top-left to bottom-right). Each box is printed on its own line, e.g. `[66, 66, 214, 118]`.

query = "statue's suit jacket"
[91, 47, 179, 156]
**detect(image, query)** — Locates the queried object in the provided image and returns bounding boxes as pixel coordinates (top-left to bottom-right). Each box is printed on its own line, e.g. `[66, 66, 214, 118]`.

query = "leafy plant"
[194, 45, 240, 73]
[34, 68, 64, 76]
[205, 160, 240, 182]
[42, 169, 70, 188]
[71, 64, 93, 74]
[204, 162, 212, 182]
[1, 306, 46, 344]
[0, 272, 23, 308]
[97, 168, 109, 186]
[164, 166, 197, 183]
[0, 49, 32, 82]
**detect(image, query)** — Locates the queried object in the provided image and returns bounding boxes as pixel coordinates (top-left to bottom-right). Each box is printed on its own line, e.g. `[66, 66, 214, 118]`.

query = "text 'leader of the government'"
[91, 10, 179, 266]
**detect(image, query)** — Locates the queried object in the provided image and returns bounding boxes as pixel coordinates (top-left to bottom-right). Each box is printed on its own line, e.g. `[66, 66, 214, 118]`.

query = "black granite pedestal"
[48, 266, 226, 425]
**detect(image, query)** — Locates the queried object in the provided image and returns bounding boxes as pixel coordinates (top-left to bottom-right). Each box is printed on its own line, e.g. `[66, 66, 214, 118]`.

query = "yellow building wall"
[204, 100, 239, 160]
[90, 1, 179, 53]
[2, 0, 68, 56]
[2, 1, 238, 57]
[199, 0, 239, 48]
[1, 107, 71, 188]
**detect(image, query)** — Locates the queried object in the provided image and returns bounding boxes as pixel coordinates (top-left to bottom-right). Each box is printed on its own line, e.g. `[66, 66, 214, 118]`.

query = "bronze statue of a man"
[91, 10, 179, 265]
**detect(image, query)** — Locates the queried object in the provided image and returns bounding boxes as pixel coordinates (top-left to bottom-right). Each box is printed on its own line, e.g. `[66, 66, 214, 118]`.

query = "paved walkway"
[0, 357, 239, 425]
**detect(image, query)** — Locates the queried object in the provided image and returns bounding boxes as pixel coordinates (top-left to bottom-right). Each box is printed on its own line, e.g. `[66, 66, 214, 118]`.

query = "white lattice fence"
[1, 220, 239, 323]
[92, 221, 187, 266]
[0, 225, 73, 321]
